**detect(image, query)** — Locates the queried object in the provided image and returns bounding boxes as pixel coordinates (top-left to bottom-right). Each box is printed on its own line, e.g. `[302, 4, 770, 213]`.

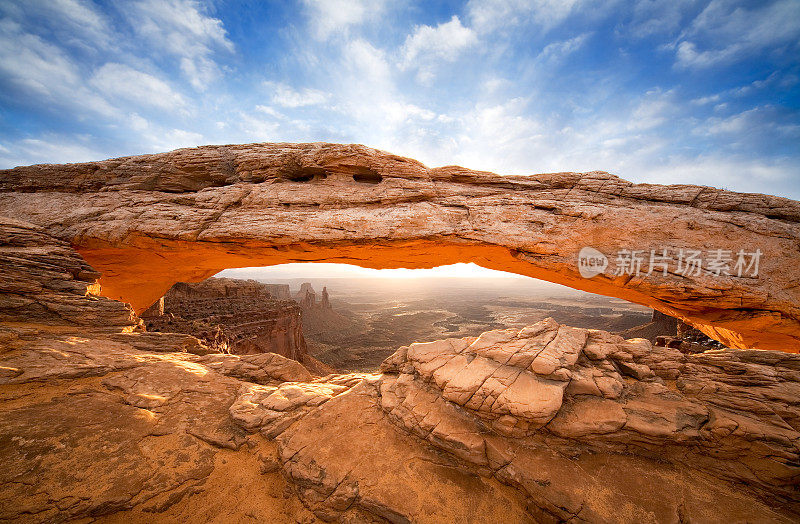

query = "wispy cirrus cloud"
[672, 0, 800, 69]
[400, 16, 478, 83]
[300, 0, 387, 40]
[89, 63, 189, 113]
[466, 0, 585, 33]
[264, 82, 330, 108]
[0, 18, 117, 117]
[0, 0, 113, 50]
[123, 0, 234, 90]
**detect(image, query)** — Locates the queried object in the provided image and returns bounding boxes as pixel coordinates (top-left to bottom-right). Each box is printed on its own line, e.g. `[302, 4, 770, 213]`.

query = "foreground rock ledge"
[1, 142, 799, 351]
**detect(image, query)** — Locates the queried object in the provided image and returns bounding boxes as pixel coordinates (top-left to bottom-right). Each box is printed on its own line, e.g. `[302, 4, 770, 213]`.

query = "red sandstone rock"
[1, 219, 799, 522]
[143, 277, 332, 374]
[0, 143, 797, 351]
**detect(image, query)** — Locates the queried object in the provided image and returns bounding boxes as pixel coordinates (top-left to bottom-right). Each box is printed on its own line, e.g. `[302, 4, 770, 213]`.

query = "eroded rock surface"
[1, 143, 798, 350]
[377, 319, 800, 517]
[0, 216, 139, 344]
[142, 277, 332, 374]
[1, 215, 799, 522]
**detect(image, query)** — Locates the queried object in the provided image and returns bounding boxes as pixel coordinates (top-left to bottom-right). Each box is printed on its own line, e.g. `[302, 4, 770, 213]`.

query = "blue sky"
[1, 0, 799, 198]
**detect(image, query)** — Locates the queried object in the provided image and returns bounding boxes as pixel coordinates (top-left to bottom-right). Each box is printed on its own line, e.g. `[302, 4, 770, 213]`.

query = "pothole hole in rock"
[138, 262, 707, 374]
[282, 166, 328, 182]
[351, 167, 382, 184]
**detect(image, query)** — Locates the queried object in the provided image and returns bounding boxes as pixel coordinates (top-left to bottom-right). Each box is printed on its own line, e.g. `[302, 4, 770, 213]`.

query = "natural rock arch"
[1, 142, 798, 351]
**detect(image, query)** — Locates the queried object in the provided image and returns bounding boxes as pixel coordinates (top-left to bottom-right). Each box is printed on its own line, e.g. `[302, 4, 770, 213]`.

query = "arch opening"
[141, 262, 699, 373]
[75, 235, 793, 352]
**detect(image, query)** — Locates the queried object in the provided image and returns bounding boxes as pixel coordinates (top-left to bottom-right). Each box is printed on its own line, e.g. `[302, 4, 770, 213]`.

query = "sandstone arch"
[0, 142, 798, 351]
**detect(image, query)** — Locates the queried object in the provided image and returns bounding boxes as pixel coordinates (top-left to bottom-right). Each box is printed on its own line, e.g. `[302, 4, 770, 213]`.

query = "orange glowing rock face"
[1, 142, 799, 352]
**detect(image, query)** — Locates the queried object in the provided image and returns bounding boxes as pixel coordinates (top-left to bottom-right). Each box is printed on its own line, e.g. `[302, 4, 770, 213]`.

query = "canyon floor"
[290, 277, 654, 372]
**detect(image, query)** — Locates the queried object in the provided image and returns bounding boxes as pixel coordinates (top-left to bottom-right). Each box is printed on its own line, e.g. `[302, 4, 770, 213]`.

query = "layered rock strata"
[146, 278, 304, 357]
[376, 320, 800, 511]
[143, 277, 331, 374]
[0, 143, 798, 350]
[0, 217, 206, 355]
[226, 319, 800, 522]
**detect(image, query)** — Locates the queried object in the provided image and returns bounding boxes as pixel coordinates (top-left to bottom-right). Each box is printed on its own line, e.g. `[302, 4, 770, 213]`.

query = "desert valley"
[159, 275, 659, 372]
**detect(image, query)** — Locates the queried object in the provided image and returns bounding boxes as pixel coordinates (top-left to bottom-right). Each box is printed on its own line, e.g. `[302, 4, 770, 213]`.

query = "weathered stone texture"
[1, 144, 800, 522]
[1, 142, 798, 350]
[142, 277, 331, 374]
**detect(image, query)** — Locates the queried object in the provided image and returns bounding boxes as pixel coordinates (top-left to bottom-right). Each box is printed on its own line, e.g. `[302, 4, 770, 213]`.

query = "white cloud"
[535, 33, 590, 64]
[0, 19, 79, 95]
[400, 16, 477, 82]
[0, 19, 116, 116]
[263, 82, 330, 108]
[0, 0, 112, 49]
[441, 98, 546, 173]
[674, 40, 733, 69]
[178, 55, 221, 91]
[334, 40, 438, 130]
[128, 113, 150, 132]
[674, 0, 800, 69]
[694, 105, 800, 141]
[238, 113, 283, 141]
[301, 0, 386, 40]
[691, 93, 721, 105]
[625, 0, 698, 38]
[639, 155, 800, 198]
[156, 128, 205, 151]
[467, 0, 583, 33]
[114, 113, 207, 153]
[251, 38, 447, 154]
[89, 63, 188, 112]
[124, 0, 234, 89]
[731, 71, 780, 97]
[0, 135, 107, 168]
[627, 89, 677, 131]
[703, 107, 761, 135]
[255, 105, 284, 118]
[690, 71, 791, 107]
[234, 108, 321, 144]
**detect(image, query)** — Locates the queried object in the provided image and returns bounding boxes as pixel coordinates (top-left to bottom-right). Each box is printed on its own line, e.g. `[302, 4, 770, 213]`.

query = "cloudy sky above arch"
[0, 0, 798, 199]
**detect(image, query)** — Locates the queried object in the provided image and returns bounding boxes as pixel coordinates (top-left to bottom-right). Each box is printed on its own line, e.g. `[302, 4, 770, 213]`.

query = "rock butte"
[1, 142, 799, 351]
[142, 277, 333, 375]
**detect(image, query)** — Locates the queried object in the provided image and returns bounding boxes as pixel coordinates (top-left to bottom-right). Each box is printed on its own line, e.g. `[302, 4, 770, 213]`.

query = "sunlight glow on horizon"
[216, 262, 523, 280]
